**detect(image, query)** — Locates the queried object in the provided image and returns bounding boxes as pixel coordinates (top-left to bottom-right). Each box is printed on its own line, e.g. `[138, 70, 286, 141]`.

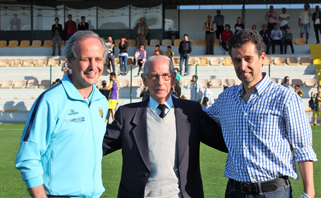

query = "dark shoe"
[314, 123, 316, 126]
[58, 53, 61, 56]
[51, 53, 55, 56]
[184, 72, 187, 76]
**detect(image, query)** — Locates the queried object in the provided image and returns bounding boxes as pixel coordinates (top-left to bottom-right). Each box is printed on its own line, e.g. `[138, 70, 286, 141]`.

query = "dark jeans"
[52, 35, 61, 55]
[65, 34, 73, 41]
[106, 54, 115, 73]
[216, 25, 224, 40]
[119, 55, 127, 73]
[225, 180, 292, 198]
[135, 58, 144, 73]
[221, 41, 228, 52]
[314, 24, 321, 43]
[179, 54, 189, 75]
[280, 24, 289, 34]
[263, 39, 270, 54]
[268, 23, 276, 32]
[272, 40, 283, 54]
[284, 40, 294, 54]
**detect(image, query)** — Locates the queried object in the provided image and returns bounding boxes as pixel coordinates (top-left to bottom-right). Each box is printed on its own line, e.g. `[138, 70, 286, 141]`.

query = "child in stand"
[283, 27, 294, 54]
[311, 85, 321, 125]
[165, 46, 174, 62]
[152, 45, 164, 55]
[294, 85, 303, 98]
[106, 72, 119, 123]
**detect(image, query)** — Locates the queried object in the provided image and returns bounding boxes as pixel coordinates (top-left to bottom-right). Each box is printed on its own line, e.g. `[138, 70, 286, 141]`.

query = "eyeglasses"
[147, 73, 172, 81]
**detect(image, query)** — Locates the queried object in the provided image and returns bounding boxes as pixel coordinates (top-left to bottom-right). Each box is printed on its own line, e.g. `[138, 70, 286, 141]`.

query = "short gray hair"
[143, 55, 174, 76]
[64, 31, 108, 61]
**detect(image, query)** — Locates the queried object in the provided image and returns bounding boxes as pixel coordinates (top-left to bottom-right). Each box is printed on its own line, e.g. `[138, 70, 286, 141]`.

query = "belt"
[228, 176, 289, 194]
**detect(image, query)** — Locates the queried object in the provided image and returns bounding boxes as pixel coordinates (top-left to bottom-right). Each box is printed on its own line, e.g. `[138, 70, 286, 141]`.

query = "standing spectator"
[299, 3, 312, 44]
[259, 24, 270, 54]
[139, 86, 150, 101]
[265, 5, 278, 31]
[311, 86, 321, 125]
[165, 46, 174, 62]
[271, 23, 283, 54]
[78, 16, 89, 31]
[119, 36, 129, 76]
[221, 24, 233, 54]
[281, 76, 290, 88]
[283, 27, 294, 54]
[134, 17, 148, 48]
[174, 68, 181, 84]
[172, 81, 181, 98]
[105, 36, 115, 74]
[204, 82, 214, 107]
[152, 45, 164, 55]
[99, 80, 110, 100]
[279, 7, 290, 33]
[251, 25, 257, 32]
[214, 10, 225, 41]
[179, 34, 192, 76]
[186, 75, 203, 102]
[234, 17, 244, 33]
[51, 17, 63, 56]
[134, 45, 147, 76]
[294, 85, 303, 98]
[64, 14, 77, 40]
[312, 5, 321, 44]
[105, 72, 119, 122]
[10, 13, 21, 30]
[203, 15, 216, 55]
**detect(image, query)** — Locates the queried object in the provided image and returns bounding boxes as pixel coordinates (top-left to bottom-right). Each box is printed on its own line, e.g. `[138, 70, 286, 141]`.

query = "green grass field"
[0, 124, 320, 197]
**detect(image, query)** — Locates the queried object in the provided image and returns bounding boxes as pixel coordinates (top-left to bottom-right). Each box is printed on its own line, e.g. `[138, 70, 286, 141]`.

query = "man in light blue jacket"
[15, 31, 108, 198]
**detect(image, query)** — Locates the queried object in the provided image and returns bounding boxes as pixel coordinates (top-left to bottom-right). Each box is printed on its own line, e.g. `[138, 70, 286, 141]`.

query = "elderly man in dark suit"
[103, 55, 227, 198]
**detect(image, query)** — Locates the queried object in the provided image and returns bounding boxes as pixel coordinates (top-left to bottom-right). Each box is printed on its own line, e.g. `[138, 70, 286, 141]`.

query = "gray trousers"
[52, 35, 61, 54]
[106, 54, 116, 73]
[136, 35, 145, 48]
[205, 34, 215, 54]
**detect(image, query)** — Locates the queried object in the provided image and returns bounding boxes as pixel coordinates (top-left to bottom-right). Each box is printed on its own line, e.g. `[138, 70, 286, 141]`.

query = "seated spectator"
[221, 24, 233, 54]
[134, 44, 146, 76]
[259, 24, 270, 54]
[174, 68, 181, 84]
[283, 27, 294, 54]
[294, 85, 303, 98]
[99, 80, 110, 100]
[251, 24, 257, 32]
[311, 85, 321, 125]
[186, 75, 203, 103]
[165, 46, 174, 61]
[52, 78, 61, 86]
[204, 82, 214, 107]
[171, 81, 181, 98]
[152, 45, 164, 55]
[271, 23, 283, 54]
[281, 76, 290, 88]
[202, 97, 209, 108]
[234, 17, 244, 33]
[61, 62, 72, 76]
[140, 86, 150, 101]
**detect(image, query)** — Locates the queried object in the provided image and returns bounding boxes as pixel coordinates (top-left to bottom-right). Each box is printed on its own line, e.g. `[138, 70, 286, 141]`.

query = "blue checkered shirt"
[204, 73, 317, 182]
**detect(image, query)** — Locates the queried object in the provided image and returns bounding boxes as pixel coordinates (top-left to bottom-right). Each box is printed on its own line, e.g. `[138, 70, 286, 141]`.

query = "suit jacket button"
[145, 173, 149, 177]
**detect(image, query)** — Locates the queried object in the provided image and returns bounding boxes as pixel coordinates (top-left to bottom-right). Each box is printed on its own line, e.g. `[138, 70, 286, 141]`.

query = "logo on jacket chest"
[68, 109, 79, 116]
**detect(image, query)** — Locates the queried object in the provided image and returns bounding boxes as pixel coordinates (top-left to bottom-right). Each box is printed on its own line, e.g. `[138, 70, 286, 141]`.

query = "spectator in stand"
[259, 24, 270, 54]
[201, 97, 209, 108]
[51, 17, 63, 56]
[214, 10, 225, 41]
[204, 82, 214, 107]
[294, 85, 303, 98]
[251, 25, 257, 32]
[311, 85, 321, 126]
[279, 7, 290, 33]
[78, 16, 89, 31]
[174, 68, 181, 84]
[152, 45, 164, 55]
[105, 36, 115, 74]
[105, 72, 119, 123]
[283, 27, 294, 54]
[179, 34, 192, 76]
[139, 86, 150, 101]
[134, 45, 147, 76]
[234, 17, 244, 33]
[10, 13, 21, 30]
[221, 24, 233, 54]
[61, 62, 71, 76]
[281, 76, 290, 88]
[271, 23, 283, 54]
[119, 36, 129, 76]
[312, 5, 321, 44]
[203, 15, 216, 55]
[299, 3, 312, 44]
[134, 17, 148, 48]
[180, 95, 187, 100]
[172, 81, 181, 98]
[186, 75, 203, 103]
[265, 5, 278, 31]
[64, 14, 77, 41]
[165, 46, 174, 62]
[99, 80, 110, 100]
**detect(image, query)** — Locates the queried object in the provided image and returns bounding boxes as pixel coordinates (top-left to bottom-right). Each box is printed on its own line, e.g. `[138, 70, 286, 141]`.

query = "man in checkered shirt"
[204, 29, 317, 198]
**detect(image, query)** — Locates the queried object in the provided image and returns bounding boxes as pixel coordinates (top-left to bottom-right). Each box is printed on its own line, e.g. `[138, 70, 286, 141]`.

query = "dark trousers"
[272, 40, 283, 54]
[268, 23, 276, 32]
[65, 34, 73, 41]
[52, 35, 61, 55]
[106, 54, 116, 73]
[205, 34, 215, 54]
[280, 24, 289, 34]
[263, 39, 270, 54]
[314, 24, 321, 43]
[221, 41, 228, 52]
[216, 25, 224, 40]
[136, 34, 145, 48]
[135, 58, 144, 73]
[284, 40, 294, 54]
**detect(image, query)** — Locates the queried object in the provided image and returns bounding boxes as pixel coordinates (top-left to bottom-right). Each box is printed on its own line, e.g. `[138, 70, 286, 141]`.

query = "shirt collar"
[237, 72, 271, 96]
[149, 95, 173, 111]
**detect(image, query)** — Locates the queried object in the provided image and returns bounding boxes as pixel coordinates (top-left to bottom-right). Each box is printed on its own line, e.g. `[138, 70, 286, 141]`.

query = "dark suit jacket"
[51, 24, 63, 38]
[103, 97, 227, 198]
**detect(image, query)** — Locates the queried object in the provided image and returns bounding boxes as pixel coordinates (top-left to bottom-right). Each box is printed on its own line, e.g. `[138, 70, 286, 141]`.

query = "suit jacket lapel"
[132, 98, 151, 171]
[173, 97, 191, 167]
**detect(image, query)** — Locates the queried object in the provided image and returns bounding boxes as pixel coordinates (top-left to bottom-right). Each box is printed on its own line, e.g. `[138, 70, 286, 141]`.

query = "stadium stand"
[0, 59, 10, 67]
[43, 40, 53, 48]
[305, 79, 317, 88]
[264, 57, 273, 65]
[287, 57, 299, 66]
[31, 40, 42, 48]
[209, 57, 221, 66]
[189, 39, 196, 46]
[1, 80, 13, 88]
[19, 40, 30, 48]
[22, 59, 34, 67]
[59, 58, 66, 66]
[35, 59, 47, 67]
[39, 80, 51, 89]
[13, 80, 26, 89]
[214, 39, 220, 46]
[197, 39, 206, 46]
[198, 79, 208, 88]
[222, 57, 233, 66]
[274, 57, 286, 66]
[295, 38, 306, 45]
[291, 79, 304, 87]
[114, 39, 120, 48]
[172, 58, 180, 66]
[11, 59, 22, 67]
[7, 40, 18, 48]
[211, 79, 223, 88]
[119, 79, 129, 88]
[161, 39, 172, 47]
[0, 40, 7, 48]
[131, 79, 142, 87]
[224, 79, 235, 87]
[149, 39, 160, 47]
[127, 39, 136, 47]
[174, 39, 183, 47]
[197, 57, 209, 66]
[299, 57, 311, 65]
[47, 58, 59, 67]
[26, 79, 39, 89]
[188, 57, 196, 66]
